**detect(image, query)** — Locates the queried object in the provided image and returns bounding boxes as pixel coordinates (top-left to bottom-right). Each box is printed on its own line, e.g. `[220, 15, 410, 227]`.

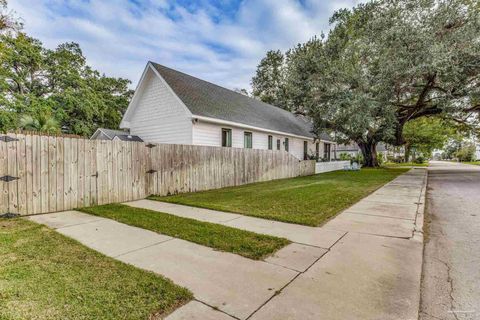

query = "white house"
[336, 142, 389, 158]
[120, 62, 335, 160]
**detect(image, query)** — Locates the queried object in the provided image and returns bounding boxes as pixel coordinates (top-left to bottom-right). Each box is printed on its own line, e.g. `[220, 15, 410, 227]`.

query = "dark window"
[221, 128, 232, 147]
[316, 142, 320, 159]
[268, 135, 273, 150]
[277, 139, 281, 150]
[303, 141, 308, 160]
[324, 143, 331, 161]
[244, 132, 252, 148]
[284, 138, 289, 152]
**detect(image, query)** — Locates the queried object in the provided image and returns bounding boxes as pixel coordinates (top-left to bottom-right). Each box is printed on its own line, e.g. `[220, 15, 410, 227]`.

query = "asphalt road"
[420, 161, 480, 320]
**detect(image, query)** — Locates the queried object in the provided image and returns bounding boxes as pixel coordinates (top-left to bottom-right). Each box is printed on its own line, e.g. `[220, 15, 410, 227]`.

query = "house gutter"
[192, 115, 333, 142]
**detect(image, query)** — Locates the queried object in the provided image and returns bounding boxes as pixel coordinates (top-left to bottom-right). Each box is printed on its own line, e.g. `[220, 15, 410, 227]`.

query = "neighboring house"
[476, 143, 480, 160]
[337, 142, 388, 158]
[91, 128, 143, 142]
[120, 62, 335, 160]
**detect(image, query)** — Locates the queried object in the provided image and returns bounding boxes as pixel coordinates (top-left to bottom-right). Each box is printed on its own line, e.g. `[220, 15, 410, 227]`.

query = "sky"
[10, 0, 360, 90]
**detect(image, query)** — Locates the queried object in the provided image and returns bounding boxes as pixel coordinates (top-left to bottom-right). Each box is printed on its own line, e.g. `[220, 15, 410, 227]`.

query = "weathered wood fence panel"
[0, 133, 315, 216]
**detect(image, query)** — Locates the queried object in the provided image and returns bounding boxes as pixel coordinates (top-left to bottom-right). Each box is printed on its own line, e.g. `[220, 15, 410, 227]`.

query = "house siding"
[128, 69, 193, 144]
[192, 120, 325, 160]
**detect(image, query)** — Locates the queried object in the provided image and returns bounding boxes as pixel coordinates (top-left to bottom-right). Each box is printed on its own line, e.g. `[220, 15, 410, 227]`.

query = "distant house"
[119, 62, 335, 160]
[90, 128, 143, 142]
[337, 142, 389, 158]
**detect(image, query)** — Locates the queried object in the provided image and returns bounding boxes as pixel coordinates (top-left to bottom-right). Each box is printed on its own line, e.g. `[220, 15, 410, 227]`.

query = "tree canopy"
[0, 1, 133, 136]
[402, 117, 457, 160]
[252, 0, 480, 166]
[251, 50, 288, 110]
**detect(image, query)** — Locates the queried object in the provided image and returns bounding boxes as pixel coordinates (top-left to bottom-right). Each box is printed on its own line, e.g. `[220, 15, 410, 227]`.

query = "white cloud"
[9, 0, 361, 90]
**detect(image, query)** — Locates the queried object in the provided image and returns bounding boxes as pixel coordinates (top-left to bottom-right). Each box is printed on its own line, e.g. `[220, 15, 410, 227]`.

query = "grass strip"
[79, 203, 290, 260]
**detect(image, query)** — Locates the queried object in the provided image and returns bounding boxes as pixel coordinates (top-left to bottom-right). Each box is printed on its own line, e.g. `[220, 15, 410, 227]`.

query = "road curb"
[412, 168, 427, 243]
[411, 167, 428, 320]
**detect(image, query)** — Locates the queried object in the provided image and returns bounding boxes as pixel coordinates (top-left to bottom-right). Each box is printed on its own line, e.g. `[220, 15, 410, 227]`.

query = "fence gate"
[0, 133, 150, 217]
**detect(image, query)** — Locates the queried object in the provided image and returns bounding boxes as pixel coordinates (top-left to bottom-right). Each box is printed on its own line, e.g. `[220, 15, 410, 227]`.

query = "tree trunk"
[404, 143, 411, 163]
[358, 140, 378, 167]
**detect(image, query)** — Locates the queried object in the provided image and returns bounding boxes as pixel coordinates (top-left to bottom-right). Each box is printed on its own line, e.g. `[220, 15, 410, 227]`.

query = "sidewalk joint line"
[113, 238, 175, 258]
[344, 211, 416, 221]
[193, 298, 241, 320]
[55, 218, 107, 230]
[221, 216, 243, 223]
[246, 232, 348, 320]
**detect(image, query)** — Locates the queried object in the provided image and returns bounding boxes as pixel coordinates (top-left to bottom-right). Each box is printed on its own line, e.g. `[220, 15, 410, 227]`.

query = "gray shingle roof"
[114, 134, 144, 142]
[94, 128, 143, 142]
[99, 128, 130, 139]
[151, 62, 331, 141]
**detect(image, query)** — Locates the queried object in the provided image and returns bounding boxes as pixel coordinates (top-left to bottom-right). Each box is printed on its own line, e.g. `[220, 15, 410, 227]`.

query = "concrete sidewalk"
[28, 210, 298, 320]
[126, 199, 346, 249]
[28, 168, 427, 320]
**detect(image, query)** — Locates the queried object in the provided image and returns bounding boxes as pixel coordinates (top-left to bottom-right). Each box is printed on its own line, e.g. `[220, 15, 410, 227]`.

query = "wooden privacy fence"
[0, 133, 315, 216]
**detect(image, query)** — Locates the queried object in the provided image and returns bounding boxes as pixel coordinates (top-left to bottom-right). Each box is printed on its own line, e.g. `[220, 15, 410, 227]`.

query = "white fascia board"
[192, 115, 315, 141]
[90, 128, 101, 140]
[120, 64, 152, 129]
[90, 128, 112, 140]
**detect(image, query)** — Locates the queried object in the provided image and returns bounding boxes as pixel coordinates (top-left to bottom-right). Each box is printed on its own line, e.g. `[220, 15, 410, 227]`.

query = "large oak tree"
[252, 0, 480, 166]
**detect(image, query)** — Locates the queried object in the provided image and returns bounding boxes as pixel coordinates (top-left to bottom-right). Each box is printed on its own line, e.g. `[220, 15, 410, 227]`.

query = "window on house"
[268, 135, 273, 150]
[244, 132, 252, 148]
[303, 141, 308, 160]
[221, 128, 232, 147]
[284, 138, 289, 152]
[277, 139, 281, 150]
[316, 142, 320, 159]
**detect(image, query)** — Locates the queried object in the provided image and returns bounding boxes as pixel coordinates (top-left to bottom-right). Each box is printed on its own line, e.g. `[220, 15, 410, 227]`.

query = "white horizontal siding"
[192, 120, 321, 160]
[128, 69, 192, 144]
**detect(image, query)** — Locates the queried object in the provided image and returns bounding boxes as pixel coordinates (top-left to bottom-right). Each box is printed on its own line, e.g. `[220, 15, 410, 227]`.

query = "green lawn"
[384, 162, 429, 167]
[79, 204, 289, 260]
[460, 161, 480, 165]
[0, 218, 192, 320]
[150, 168, 408, 227]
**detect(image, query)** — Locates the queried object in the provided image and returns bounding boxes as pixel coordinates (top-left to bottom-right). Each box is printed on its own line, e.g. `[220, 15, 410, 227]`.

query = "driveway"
[420, 161, 480, 320]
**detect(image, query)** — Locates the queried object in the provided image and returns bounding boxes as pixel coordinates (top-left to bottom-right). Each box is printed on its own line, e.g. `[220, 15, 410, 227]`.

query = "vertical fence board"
[16, 135, 27, 214]
[90, 140, 98, 206]
[0, 137, 8, 214]
[56, 137, 64, 212]
[25, 135, 33, 214]
[40, 136, 49, 213]
[48, 137, 57, 213]
[32, 135, 41, 214]
[77, 139, 85, 208]
[63, 138, 71, 210]
[7, 134, 18, 214]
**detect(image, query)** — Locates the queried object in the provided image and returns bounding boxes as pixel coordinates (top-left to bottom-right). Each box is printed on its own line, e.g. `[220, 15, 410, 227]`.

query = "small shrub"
[455, 144, 475, 162]
[414, 156, 425, 164]
[339, 153, 352, 161]
[376, 153, 385, 165]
